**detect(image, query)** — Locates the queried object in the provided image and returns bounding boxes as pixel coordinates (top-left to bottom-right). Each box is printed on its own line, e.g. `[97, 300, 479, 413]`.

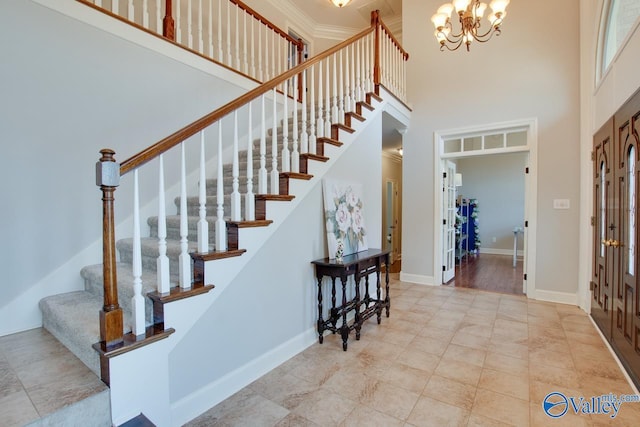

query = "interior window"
[628, 146, 635, 275]
[602, 0, 640, 74]
[601, 161, 606, 257]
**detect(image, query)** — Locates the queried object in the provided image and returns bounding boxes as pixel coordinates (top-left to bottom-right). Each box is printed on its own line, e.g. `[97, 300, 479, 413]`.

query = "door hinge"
[591, 151, 595, 161]
[524, 273, 527, 281]
[442, 265, 446, 272]
[443, 219, 447, 225]
[591, 216, 595, 226]
[525, 221, 529, 227]
[525, 167, 529, 174]
[589, 281, 595, 291]
[443, 172, 447, 179]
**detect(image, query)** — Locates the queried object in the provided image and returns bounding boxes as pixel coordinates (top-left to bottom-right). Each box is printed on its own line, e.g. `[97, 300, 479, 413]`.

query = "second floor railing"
[79, 0, 304, 87]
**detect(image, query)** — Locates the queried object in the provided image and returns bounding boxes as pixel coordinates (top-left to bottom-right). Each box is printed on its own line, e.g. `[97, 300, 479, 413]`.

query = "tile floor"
[0, 328, 107, 427]
[186, 275, 640, 427]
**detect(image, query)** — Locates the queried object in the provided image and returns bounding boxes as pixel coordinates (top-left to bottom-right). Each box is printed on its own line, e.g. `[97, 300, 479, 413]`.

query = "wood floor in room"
[449, 254, 524, 295]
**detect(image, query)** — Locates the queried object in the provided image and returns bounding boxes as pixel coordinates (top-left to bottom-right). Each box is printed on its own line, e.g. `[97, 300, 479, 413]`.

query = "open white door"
[442, 160, 457, 283]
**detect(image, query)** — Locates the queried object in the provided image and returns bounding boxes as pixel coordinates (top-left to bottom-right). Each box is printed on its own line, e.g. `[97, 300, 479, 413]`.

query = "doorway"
[433, 119, 538, 297]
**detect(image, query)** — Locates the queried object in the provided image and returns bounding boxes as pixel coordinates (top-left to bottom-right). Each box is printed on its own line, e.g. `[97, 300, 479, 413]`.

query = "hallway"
[450, 254, 524, 295]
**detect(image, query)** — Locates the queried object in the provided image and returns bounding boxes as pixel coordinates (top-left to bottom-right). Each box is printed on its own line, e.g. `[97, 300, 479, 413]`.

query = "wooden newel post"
[96, 149, 123, 347]
[371, 10, 381, 91]
[163, 0, 175, 41]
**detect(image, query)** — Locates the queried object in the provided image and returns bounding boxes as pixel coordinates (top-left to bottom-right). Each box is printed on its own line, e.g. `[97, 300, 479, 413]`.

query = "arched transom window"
[601, 0, 640, 76]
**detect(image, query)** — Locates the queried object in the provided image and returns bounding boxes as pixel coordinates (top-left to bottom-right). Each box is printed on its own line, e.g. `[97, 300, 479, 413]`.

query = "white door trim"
[432, 118, 538, 298]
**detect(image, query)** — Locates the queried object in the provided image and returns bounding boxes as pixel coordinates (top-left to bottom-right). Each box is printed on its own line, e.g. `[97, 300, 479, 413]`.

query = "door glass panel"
[444, 139, 462, 154]
[463, 136, 482, 152]
[601, 161, 606, 257]
[628, 146, 635, 275]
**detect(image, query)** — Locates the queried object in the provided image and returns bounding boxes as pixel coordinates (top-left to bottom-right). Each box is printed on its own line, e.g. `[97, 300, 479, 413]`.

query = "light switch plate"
[553, 199, 570, 209]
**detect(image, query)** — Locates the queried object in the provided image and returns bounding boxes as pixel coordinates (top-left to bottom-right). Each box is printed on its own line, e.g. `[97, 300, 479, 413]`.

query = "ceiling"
[289, 0, 402, 31]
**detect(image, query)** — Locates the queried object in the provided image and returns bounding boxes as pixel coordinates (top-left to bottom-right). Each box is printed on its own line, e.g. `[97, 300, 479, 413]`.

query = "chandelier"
[329, 0, 352, 7]
[431, 0, 509, 51]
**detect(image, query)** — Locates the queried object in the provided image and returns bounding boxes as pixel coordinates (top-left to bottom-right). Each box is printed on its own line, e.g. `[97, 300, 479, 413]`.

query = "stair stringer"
[107, 97, 387, 427]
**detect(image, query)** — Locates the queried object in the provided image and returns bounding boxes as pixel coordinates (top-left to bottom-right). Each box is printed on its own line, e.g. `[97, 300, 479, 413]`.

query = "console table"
[311, 248, 390, 351]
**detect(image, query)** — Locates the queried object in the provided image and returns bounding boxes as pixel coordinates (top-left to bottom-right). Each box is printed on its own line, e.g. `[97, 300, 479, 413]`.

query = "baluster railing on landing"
[93, 10, 408, 385]
[77, 0, 304, 84]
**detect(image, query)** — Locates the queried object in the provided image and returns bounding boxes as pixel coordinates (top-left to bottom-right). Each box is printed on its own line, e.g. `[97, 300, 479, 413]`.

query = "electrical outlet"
[492, 237, 497, 243]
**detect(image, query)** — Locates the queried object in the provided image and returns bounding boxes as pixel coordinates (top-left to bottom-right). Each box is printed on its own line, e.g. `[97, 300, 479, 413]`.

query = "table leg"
[316, 275, 324, 344]
[330, 277, 337, 329]
[384, 254, 390, 317]
[376, 267, 382, 324]
[354, 272, 361, 340]
[340, 274, 349, 351]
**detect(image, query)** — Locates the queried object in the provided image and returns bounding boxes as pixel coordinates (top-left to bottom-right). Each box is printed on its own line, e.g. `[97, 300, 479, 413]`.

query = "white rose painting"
[323, 179, 369, 258]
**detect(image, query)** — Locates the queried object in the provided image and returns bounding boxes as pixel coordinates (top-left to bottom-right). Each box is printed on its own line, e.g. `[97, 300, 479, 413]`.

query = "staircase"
[30, 2, 409, 425]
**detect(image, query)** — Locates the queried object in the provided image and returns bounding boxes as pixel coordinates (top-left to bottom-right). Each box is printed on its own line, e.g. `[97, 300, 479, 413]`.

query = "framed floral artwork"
[322, 179, 369, 258]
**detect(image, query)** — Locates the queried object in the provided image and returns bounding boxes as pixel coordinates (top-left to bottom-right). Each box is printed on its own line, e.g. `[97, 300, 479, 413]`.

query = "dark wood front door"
[592, 89, 640, 387]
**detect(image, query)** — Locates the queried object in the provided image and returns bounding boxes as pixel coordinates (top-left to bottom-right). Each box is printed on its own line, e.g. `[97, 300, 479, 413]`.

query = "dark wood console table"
[311, 249, 390, 351]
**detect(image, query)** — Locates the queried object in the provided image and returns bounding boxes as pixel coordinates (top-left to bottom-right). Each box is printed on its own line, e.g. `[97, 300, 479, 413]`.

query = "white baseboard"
[479, 247, 524, 257]
[399, 272, 437, 286]
[534, 289, 579, 306]
[171, 327, 317, 426]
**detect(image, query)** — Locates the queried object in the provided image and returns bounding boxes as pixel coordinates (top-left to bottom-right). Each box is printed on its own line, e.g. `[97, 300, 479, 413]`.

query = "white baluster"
[226, 1, 232, 66]
[325, 58, 332, 137]
[156, 0, 161, 34]
[344, 45, 352, 114]
[142, 0, 149, 28]
[197, 131, 209, 253]
[131, 169, 145, 335]
[258, 94, 268, 194]
[317, 60, 324, 139]
[350, 42, 356, 111]
[231, 111, 241, 221]
[356, 39, 362, 103]
[309, 65, 316, 155]
[112, 0, 118, 16]
[250, 18, 256, 79]
[258, 20, 263, 81]
[127, 0, 133, 20]
[217, 0, 223, 62]
[157, 154, 171, 294]
[215, 122, 227, 251]
[331, 54, 339, 125]
[264, 25, 269, 80]
[245, 103, 255, 221]
[235, 5, 240, 70]
[96, 0, 102, 8]
[243, 11, 248, 74]
[291, 74, 299, 173]
[271, 32, 276, 81]
[338, 49, 344, 123]
[282, 81, 290, 173]
[208, 0, 213, 57]
[178, 142, 191, 288]
[300, 69, 308, 155]
[176, 0, 181, 44]
[364, 33, 371, 93]
[197, 0, 203, 53]
[187, 0, 193, 49]
[270, 88, 279, 194]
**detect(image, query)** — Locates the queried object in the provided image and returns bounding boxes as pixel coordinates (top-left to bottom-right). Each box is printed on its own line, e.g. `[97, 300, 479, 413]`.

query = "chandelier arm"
[472, 26, 501, 43]
[441, 37, 464, 51]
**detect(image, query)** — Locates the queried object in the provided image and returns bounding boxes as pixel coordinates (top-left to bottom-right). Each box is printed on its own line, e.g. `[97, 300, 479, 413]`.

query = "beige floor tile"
[409, 335, 450, 357]
[434, 359, 482, 387]
[450, 330, 491, 351]
[529, 402, 590, 427]
[422, 375, 477, 411]
[274, 413, 319, 427]
[528, 380, 585, 405]
[363, 340, 405, 360]
[417, 324, 456, 341]
[570, 341, 614, 362]
[496, 311, 530, 324]
[364, 381, 421, 421]
[27, 369, 107, 416]
[441, 343, 486, 367]
[339, 405, 404, 427]
[472, 389, 530, 426]
[528, 325, 566, 340]
[573, 357, 627, 382]
[382, 362, 431, 394]
[406, 395, 469, 427]
[0, 390, 40, 427]
[489, 340, 530, 360]
[529, 348, 576, 371]
[483, 352, 529, 376]
[425, 316, 463, 331]
[564, 330, 606, 347]
[528, 335, 572, 355]
[378, 329, 418, 347]
[322, 367, 379, 403]
[456, 323, 493, 338]
[529, 364, 581, 390]
[0, 358, 23, 399]
[478, 368, 529, 401]
[251, 371, 318, 410]
[292, 388, 357, 426]
[395, 347, 441, 374]
[467, 413, 515, 426]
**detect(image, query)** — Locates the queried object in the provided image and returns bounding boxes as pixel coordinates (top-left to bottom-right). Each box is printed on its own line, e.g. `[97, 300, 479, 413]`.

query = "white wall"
[0, 0, 257, 335]
[457, 153, 526, 252]
[168, 113, 383, 411]
[382, 152, 403, 259]
[402, 0, 581, 294]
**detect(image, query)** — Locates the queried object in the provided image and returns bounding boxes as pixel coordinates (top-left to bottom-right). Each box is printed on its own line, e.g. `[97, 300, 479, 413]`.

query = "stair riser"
[83, 275, 155, 327]
[149, 220, 217, 243]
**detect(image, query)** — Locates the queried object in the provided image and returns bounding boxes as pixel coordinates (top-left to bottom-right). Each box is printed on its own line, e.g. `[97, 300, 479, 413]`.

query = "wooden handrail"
[378, 17, 409, 60]
[120, 25, 375, 175]
[229, 0, 301, 46]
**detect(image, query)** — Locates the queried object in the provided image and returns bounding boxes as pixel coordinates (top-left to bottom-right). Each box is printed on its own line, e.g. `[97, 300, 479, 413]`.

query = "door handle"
[610, 239, 623, 248]
[602, 239, 611, 247]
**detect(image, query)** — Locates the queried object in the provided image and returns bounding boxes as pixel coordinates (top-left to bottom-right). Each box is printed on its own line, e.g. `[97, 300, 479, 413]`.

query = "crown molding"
[382, 150, 403, 163]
